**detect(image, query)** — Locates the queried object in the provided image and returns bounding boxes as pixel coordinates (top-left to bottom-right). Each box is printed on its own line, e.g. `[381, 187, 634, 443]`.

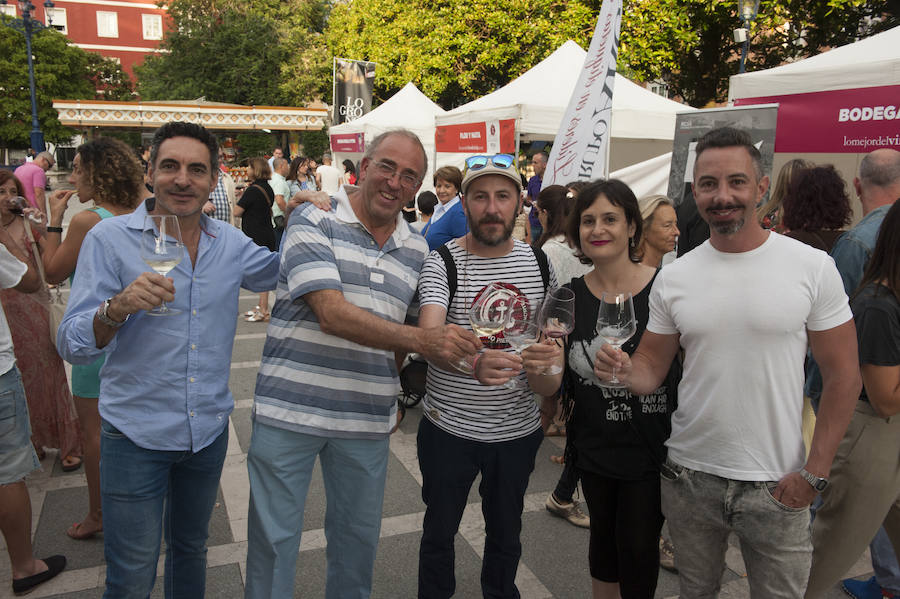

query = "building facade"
[0, 0, 169, 78]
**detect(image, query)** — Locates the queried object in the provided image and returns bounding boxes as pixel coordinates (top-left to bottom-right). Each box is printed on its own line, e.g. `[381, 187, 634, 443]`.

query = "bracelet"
[471, 353, 482, 377]
[46, 226, 63, 233]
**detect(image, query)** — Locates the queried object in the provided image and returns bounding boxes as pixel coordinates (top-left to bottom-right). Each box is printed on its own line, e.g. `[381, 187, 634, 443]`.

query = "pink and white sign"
[735, 84, 900, 153]
[434, 119, 516, 153]
[330, 132, 365, 153]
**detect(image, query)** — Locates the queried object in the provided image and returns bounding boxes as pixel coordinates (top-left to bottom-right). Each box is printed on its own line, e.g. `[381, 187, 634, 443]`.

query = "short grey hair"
[859, 149, 900, 188]
[36, 151, 54, 167]
[363, 129, 428, 178]
[272, 157, 287, 170]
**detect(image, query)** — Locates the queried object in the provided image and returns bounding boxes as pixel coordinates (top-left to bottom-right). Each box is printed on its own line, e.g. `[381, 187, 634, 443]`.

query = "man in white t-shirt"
[416, 154, 562, 598]
[596, 127, 861, 597]
[0, 226, 67, 595]
[315, 153, 343, 194]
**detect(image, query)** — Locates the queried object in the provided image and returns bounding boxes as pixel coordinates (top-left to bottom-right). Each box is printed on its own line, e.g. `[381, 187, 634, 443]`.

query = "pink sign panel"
[330, 133, 364, 153]
[735, 85, 900, 153]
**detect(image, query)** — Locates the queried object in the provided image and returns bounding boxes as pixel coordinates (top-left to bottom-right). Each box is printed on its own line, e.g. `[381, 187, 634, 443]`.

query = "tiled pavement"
[0, 290, 875, 598]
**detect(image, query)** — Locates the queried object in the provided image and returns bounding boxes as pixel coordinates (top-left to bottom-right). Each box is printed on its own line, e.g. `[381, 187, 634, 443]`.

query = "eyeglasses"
[371, 160, 421, 190]
[464, 154, 515, 172]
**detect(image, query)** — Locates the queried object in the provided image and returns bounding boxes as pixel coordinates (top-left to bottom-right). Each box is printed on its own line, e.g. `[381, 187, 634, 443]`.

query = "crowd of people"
[0, 120, 897, 599]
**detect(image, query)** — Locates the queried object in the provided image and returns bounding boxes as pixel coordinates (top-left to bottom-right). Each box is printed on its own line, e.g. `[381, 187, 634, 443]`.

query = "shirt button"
[191, 344, 197, 350]
[192, 309, 197, 315]
[189, 377, 195, 383]
[190, 411, 195, 417]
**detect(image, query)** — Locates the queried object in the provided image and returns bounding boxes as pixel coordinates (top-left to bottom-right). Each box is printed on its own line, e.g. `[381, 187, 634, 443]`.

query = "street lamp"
[736, 0, 761, 74]
[1, 0, 55, 152]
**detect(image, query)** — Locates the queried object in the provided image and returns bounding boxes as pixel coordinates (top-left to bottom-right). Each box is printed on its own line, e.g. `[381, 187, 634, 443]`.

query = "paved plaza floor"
[0, 289, 876, 598]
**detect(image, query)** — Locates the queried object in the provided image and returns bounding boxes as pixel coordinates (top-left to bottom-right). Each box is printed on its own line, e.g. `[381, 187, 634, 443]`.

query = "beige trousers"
[805, 401, 900, 598]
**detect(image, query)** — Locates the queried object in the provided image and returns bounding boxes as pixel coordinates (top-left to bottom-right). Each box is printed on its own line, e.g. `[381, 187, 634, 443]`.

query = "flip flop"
[550, 455, 565, 465]
[66, 521, 102, 540]
[61, 456, 82, 472]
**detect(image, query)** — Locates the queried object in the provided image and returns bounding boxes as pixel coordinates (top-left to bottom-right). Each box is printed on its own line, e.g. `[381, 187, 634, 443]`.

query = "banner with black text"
[333, 58, 377, 125]
[542, 0, 622, 189]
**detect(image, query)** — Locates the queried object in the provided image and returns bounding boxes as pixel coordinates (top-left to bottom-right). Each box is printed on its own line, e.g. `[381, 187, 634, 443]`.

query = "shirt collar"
[333, 185, 414, 243]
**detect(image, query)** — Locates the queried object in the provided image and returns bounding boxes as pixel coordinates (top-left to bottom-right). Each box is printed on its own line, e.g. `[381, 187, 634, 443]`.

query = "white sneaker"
[545, 493, 590, 528]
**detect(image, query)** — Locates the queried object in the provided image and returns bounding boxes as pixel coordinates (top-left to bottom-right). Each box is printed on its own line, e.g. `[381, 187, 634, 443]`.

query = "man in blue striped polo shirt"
[244, 129, 481, 599]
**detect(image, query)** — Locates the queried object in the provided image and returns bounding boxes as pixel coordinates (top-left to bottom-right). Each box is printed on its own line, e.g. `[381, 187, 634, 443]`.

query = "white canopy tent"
[329, 82, 446, 192]
[435, 40, 695, 172]
[728, 25, 900, 101]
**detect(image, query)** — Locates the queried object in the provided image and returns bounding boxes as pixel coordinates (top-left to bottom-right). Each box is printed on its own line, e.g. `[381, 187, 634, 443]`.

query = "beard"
[469, 213, 516, 247]
[706, 203, 746, 236]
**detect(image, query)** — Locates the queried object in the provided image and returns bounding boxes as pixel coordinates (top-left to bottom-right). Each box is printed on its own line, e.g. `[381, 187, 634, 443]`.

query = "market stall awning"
[52, 99, 328, 131]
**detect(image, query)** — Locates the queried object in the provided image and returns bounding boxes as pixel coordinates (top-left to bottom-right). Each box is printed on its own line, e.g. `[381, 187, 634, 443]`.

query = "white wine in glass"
[596, 291, 637, 387]
[141, 215, 184, 316]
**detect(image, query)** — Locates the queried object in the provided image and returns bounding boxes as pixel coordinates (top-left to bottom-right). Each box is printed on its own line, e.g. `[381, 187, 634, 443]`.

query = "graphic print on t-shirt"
[570, 331, 669, 420]
[470, 282, 531, 349]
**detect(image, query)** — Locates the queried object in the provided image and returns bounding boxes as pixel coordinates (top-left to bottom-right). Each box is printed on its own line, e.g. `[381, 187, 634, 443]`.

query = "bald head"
[856, 148, 900, 214]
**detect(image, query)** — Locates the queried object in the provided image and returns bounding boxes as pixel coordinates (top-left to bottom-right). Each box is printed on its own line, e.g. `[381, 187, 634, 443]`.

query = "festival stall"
[329, 82, 445, 192]
[727, 25, 900, 206]
[434, 40, 695, 173]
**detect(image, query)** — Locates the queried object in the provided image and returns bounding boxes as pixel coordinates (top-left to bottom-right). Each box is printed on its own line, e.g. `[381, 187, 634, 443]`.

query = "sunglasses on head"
[465, 154, 515, 172]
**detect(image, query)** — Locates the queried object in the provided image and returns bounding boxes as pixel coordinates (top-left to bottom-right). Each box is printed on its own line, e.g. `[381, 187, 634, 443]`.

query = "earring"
[629, 237, 635, 248]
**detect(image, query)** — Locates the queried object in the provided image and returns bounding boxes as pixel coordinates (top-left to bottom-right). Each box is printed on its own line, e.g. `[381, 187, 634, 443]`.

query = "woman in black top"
[234, 157, 276, 321]
[561, 179, 679, 599]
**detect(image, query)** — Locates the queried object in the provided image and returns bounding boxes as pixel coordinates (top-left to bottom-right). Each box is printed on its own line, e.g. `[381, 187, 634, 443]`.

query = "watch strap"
[97, 298, 128, 328]
[800, 467, 828, 491]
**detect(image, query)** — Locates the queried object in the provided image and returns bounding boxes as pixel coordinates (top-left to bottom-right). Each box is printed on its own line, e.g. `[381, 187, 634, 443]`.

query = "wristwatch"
[96, 298, 129, 328]
[799, 468, 829, 491]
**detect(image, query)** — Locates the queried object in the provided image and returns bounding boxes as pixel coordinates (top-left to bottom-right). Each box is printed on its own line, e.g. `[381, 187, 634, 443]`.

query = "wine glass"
[140, 215, 184, 316]
[502, 296, 540, 389]
[595, 291, 637, 387]
[461, 283, 513, 377]
[538, 287, 575, 375]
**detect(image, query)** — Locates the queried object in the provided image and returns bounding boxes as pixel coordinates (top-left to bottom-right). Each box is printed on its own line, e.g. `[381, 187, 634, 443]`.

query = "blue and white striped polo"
[253, 186, 428, 439]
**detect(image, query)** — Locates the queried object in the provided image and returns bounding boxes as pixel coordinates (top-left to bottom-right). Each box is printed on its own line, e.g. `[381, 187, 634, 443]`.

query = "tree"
[325, 0, 601, 109]
[0, 25, 95, 147]
[620, 0, 897, 107]
[85, 53, 135, 101]
[136, 0, 332, 106]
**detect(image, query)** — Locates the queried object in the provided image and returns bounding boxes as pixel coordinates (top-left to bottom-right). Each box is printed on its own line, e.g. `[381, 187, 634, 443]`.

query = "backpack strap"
[436, 244, 458, 306]
[531, 245, 550, 291]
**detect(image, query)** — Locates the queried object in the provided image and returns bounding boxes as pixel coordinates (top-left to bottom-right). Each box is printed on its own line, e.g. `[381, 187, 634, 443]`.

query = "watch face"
[814, 479, 828, 491]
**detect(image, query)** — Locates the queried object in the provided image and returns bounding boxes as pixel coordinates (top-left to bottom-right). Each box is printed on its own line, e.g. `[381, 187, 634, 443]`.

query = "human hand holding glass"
[140, 215, 184, 316]
[595, 291, 637, 387]
[459, 283, 513, 377]
[538, 287, 575, 375]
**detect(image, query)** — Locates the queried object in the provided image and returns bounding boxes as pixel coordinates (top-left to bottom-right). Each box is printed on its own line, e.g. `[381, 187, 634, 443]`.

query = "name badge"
[370, 272, 384, 284]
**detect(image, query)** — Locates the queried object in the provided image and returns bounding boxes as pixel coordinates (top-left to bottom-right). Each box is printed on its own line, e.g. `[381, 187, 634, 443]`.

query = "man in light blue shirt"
[57, 122, 280, 599]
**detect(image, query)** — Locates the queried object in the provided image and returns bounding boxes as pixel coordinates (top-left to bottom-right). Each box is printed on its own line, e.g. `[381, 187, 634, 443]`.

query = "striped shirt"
[253, 186, 428, 439]
[418, 239, 557, 442]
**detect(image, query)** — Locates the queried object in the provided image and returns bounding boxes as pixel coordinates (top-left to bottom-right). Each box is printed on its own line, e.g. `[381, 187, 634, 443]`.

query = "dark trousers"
[553, 437, 579, 502]
[581, 470, 663, 599]
[417, 417, 543, 599]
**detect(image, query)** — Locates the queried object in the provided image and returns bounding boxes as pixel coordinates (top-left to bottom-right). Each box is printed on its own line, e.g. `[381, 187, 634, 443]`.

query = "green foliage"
[234, 132, 276, 161]
[326, 0, 601, 109]
[300, 128, 329, 160]
[136, 0, 332, 106]
[620, 0, 897, 106]
[0, 25, 95, 147]
[85, 53, 135, 101]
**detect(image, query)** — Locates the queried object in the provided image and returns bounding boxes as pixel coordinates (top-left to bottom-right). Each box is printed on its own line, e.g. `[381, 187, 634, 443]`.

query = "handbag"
[22, 218, 66, 344]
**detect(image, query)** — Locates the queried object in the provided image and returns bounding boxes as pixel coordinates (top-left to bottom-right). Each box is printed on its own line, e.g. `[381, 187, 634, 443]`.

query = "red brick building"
[0, 0, 170, 78]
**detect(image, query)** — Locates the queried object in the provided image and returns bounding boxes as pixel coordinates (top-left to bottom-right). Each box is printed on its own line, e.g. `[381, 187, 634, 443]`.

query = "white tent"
[435, 40, 695, 171]
[329, 82, 446, 192]
[728, 25, 900, 101]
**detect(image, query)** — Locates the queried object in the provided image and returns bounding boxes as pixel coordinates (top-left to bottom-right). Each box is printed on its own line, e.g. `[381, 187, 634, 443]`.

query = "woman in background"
[41, 137, 145, 539]
[0, 172, 82, 482]
[756, 158, 812, 232]
[636, 195, 679, 268]
[342, 159, 357, 185]
[782, 164, 851, 252]
[234, 158, 276, 322]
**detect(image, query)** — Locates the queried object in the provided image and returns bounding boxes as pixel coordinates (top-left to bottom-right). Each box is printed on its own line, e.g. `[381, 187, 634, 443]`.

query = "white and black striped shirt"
[418, 239, 557, 442]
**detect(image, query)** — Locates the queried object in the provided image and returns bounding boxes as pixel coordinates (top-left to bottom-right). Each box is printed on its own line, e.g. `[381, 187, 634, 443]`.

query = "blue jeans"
[244, 420, 389, 599]
[100, 419, 228, 599]
[661, 459, 811, 599]
[417, 417, 543, 599]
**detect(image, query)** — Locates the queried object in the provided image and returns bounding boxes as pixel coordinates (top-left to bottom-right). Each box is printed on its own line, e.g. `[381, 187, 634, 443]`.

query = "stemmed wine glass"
[595, 291, 637, 387]
[538, 287, 575, 375]
[457, 283, 512, 375]
[502, 295, 540, 389]
[140, 215, 184, 316]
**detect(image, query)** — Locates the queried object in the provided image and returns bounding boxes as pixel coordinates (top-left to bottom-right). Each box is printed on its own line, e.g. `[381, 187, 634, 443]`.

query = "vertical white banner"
[542, 0, 623, 189]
